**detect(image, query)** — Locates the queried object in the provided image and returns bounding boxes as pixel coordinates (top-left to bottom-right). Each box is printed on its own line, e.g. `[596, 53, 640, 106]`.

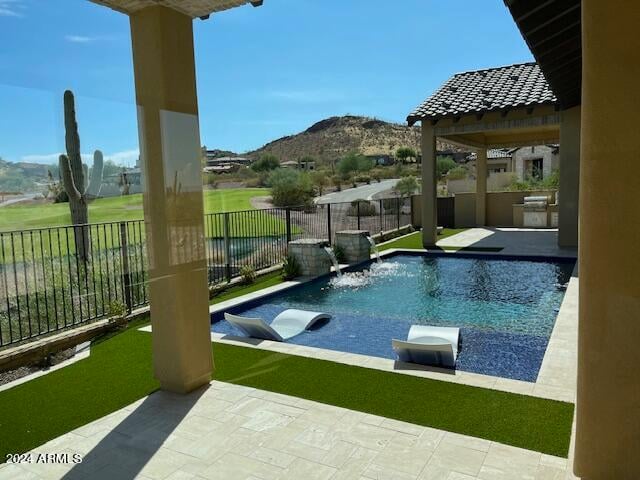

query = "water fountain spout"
[324, 246, 342, 276]
[367, 236, 381, 263]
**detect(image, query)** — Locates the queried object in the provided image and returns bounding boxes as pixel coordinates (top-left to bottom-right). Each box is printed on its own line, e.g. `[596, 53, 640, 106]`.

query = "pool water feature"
[367, 236, 381, 263]
[323, 246, 342, 277]
[212, 253, 575, 382]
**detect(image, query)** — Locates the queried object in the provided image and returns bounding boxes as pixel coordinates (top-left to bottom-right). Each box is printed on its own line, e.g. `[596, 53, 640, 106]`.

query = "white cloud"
[65, 35, 96, 44]
[267, 89, 345, 103]
[104, 149, 139, 166]
[0, 0, 24, 17]
[21, 149, 140, 167]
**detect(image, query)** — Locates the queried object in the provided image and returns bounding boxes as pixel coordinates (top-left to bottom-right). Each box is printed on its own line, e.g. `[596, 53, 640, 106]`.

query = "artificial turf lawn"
[214, 343, 574, 457]
[209, 271, 284, 305]
[0, 319, 574, 461]
[379, 229, 466, 251]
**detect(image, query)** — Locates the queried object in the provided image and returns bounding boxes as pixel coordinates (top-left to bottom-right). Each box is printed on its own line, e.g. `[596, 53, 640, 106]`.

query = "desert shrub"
[268, 168, 314, 207]
[108, 300, 127, 318]
[239, 265, 256, 285]
[393, 175, 420, 197]
[396, 147, 417, 164]
[347, 199, 376, 217]
[354, 175, 371, 184]
[437, 156, 457, 178]
[507, 169, 559, 191]
[337, 152, 373, 177]
[251, 154, 280, 172]
[310, 170, 329, 196]
[282, 254, 301, 280]
[447, 166, 468, 180]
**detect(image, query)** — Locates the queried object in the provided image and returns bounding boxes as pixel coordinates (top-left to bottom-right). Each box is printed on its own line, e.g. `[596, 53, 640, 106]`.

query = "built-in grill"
[523, 195, 549, 227]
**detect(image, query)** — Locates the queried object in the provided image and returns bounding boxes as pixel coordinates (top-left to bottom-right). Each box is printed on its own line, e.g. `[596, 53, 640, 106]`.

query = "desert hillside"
[248, 115, 457, 163]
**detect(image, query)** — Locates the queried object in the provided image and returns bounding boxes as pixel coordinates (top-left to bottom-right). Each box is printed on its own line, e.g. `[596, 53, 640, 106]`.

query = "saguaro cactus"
[59, 90, 104, 262]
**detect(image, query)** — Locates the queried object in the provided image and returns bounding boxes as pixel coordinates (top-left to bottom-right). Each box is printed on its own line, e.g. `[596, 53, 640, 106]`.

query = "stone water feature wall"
[335, 230, 372, 263]
[288, 239, 332, 276]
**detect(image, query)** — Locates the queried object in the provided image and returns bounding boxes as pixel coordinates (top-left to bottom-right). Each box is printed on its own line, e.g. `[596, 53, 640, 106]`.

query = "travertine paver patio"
[437, 227, 577, 258]
[0, 381, 577, 480]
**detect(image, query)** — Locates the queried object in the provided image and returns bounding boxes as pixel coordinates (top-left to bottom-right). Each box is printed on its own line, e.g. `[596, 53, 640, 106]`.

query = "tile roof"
[407, 62, 557, 125]
[487, 148, 512, 159]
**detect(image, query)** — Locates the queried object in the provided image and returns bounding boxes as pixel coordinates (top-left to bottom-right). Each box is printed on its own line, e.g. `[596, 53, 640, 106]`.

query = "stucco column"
[574, 1, 640, 478]
[130, 6, 213, 393]
[558, 106, 580, 247]
[475, 148, 487, 226]
[420, 123, 437, 246]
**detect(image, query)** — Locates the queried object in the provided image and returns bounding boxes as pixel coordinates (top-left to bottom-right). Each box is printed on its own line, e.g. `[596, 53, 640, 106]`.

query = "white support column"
[130, 6, 213, 394]
[421, 122, 437, 247]
[558, 106, 580, 247]
[475, 148, 487, 226]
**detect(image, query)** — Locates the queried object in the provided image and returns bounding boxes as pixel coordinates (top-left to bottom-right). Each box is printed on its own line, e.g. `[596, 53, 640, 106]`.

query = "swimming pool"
[211, 252, 575, 381]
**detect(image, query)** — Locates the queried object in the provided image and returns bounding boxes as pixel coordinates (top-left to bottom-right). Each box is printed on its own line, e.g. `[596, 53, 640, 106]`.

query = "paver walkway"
[0, 381, 577, 480]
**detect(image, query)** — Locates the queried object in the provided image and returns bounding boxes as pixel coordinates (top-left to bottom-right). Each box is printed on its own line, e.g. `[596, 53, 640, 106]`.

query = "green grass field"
[0, 188, 269, 232]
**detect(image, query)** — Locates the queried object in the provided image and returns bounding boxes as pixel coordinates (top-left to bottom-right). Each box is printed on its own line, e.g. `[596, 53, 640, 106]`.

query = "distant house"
[280, 160, 299, 169]
[436, 150, 472, 164]
[203, 164, 238, 174]
[206, 156, 253, 167]
[101, 167, 143, 197]
[299, 159, 315, 171]
[465, 145, 559, 180]
[512, 145, 559, 181]
[367, 154, 394, 166]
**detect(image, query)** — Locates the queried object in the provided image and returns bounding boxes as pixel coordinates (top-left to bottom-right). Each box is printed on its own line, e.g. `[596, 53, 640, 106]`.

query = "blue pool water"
[212, 253, 575, 381]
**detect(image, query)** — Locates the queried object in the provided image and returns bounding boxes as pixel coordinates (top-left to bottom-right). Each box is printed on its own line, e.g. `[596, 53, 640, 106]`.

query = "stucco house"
[466, 145, 559, 180]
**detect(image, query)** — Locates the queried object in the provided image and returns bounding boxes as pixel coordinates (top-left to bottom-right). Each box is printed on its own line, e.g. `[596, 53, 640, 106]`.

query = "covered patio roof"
[407, 62, 560, 149]
[504, 0, 581, 110]
[91, 0, 263, 18]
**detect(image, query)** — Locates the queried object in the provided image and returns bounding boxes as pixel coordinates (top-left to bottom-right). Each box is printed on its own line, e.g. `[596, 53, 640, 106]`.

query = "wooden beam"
[434, 111, 560, 136]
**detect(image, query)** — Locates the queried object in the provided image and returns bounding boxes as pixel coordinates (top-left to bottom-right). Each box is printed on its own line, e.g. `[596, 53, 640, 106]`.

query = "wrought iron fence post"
[397, 197, 401, 230]
[223, 212, 232, 282]
[285, 208, 292, 243]
[327, 203, 332, 244]
[379, 199, 383, 232]
[119, 222, 133, 314]
[357, 202, 361, 230]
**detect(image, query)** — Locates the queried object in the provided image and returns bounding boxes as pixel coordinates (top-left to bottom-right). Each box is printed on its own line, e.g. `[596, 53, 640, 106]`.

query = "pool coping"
[141, 247, 578, 403]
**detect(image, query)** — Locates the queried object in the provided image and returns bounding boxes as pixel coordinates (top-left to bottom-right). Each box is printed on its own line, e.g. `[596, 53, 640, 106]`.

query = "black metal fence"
[0, 196, 412, 348]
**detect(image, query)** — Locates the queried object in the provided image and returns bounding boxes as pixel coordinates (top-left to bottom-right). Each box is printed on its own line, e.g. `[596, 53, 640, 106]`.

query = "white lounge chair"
[392, 325, 460, 368]
[224, 309, 331, 342]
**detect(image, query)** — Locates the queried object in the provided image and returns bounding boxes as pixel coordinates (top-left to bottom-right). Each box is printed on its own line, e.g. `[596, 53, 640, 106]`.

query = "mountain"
[246, 115, 461, 164]
[0, 158, 51, 193]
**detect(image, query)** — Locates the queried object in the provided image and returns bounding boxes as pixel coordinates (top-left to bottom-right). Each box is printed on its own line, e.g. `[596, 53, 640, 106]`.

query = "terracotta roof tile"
[407, 62, 557, 125]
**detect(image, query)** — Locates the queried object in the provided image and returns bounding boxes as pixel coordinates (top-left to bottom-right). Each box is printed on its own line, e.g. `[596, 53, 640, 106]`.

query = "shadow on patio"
[62, 386, 209, 480]
[440, 227, 577, 257]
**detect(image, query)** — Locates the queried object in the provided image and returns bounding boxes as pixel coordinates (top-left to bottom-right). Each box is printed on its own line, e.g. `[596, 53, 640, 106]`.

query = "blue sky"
[0, 0, 532, 166]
